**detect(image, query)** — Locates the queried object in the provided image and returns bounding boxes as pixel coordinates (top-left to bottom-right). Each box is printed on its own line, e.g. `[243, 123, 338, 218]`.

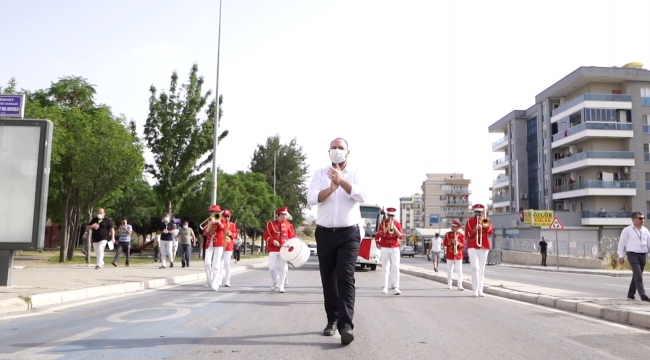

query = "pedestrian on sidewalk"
[429, 233, 443, 272]
[233, 236, 242, 264]
[158, 213, 176, 268]
[308, 137, 366, 345]
[444, 221, 465, 291]
[176, 220, 196, 268]
[465, 204, 494, 298]
[112, 218, 132, 267]
[375, 207, 403, 295]
[539, 237, 548, 267]
[86, 208, 115, 270]
[617, 211, 650, 301]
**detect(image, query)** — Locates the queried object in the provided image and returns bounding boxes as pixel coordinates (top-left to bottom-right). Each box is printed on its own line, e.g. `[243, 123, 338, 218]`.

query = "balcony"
[446, 200, 471, 205]
[643, 98, 650, 106]
[551, 122, 633, 148]
[444, 211, 474, 217]
[493, 156, 509, 170]
[492, 136, 508, 152]
[493, 176, 510, 189]
[552, 151, 635, 174]
[581, 210, 633, 226]
[492, 196, 510, 208]
[443, 189, 471, 195]
[552, 180, 636, 200]
[550, 94, 632, 123]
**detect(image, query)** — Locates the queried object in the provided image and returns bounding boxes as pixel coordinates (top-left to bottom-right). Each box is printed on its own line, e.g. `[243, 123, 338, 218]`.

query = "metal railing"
[582, 210, 632, 218]
[553, 151, 634, 168]
[552, 122, 633, 142]
[493, 177, 509, 185]
[552, 94, 632, 117]
[492, 136, 508, 147]
[553, 180, 635, 193]
[493, 156, 508, 166]
[493, 237, 620, 259]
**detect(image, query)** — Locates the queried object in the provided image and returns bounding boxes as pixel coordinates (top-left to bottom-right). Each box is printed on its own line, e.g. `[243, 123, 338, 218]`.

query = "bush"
[302, 226, 314, 237]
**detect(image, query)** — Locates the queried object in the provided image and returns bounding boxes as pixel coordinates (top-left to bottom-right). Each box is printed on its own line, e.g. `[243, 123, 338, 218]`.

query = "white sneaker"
[390, 284, 396, 289]
[394, 288, 401, 295]
[271, 282, 278, 291]
[473, 292, 479, 298]
[447, 284, 452, 290]
[279, 287, 285, 293]
[204, 283, 210, 288]
[479, 292, 485, 297]
[211, 284, 219, 291]
[381, 287, 388, 294]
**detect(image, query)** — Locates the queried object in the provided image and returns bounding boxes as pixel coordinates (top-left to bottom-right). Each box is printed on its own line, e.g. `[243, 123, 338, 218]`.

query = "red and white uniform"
[464, 205, 494, 297]
[220, 221, 239, 287]
[203, 208, 227, 291]
[443, 231, 465, 290]
[264, 210, 295, 292]
[375, 216, 403, 293]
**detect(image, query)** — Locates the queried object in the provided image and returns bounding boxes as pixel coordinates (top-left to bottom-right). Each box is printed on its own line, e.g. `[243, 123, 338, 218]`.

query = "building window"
[643, 87, 650, 106]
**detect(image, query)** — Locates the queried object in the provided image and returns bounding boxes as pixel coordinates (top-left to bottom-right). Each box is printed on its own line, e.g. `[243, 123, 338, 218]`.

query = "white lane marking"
[602, 283, 628, 288]
[161, 292, 237, 308]
[519, 275, 543, 278]
[0, 269, 255, 322]
[106, 307, 192, 323]
[0, 327, 111, 359]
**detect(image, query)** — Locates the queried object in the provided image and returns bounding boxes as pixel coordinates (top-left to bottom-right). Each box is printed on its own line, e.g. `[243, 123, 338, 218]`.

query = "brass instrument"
[388, 219, 395, 235]
[199, 212, 222, 230]
[476, 210, 491, 247]
[453, 232, 459, 255]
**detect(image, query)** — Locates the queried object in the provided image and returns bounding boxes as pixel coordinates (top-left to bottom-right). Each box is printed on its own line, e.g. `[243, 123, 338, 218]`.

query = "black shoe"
[126, 263, 129, 267]
[323, 321, 337, 336]
[641, 296, 650, 302]
[170, 263, 173, 268]
[628, 295, 636, 300]
[182, 263, 186, 268]
[112, 262, 117, 267]
[340, 327, 354, 345]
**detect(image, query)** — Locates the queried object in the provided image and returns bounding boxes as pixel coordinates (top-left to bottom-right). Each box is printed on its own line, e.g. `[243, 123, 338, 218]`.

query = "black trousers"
[627, 252, 647, 298]
[180, 244, 192, 265]
[234, 248, 241, 261]
[113, 242, 131, 264]
[315, 225, 360, 330]
[540, 251, 547, 266]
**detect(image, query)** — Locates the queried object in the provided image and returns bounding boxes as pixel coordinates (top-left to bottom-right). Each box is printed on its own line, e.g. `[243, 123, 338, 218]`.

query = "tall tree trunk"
[242, 225, 246, 255]
[59, 189, 72, 263]
[85, 204, 94, 264]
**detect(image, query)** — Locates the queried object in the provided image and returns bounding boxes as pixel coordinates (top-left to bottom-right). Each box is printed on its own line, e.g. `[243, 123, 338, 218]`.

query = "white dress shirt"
[618, 225, 650, 258]
[307, 165, 366, 228]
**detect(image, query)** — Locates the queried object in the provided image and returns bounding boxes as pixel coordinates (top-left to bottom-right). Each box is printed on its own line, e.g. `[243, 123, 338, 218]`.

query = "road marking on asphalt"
[107, 307, 192, 323]
[0, 326, 111, 359]
[602, 283, 628, 287]
[488, 294, 648, 333]
[519, 275, 543, 278]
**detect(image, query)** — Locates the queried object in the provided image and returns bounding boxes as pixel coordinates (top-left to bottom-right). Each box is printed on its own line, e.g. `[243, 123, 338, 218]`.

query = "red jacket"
[203, 218, 227, 247]
[375, 219, 403, 248]
[443, 231, 465, 260]
[264, 220, 295, 252]
[464, 216, 494, 250]
[224, 222, 239, 251]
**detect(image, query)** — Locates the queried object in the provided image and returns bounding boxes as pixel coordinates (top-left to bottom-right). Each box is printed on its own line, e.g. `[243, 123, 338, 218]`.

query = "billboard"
[523, 210, 554, 227]
[0, 95, 26, 118]
[429, 214, 440, 224]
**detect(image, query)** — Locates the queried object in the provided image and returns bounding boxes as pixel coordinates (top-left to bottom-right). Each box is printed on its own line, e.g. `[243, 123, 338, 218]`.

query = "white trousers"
[92, 240, 107, 267]
[220, 250, 233, 286]
[204, 243, 224, 288]
[268, 252, 287, 287]
[381, 247, 400, 289]
[160, 240, 174, 266]
[446, 259, 463, 289]
[469, 248, 489, 296]
[172, 240, 179, 258]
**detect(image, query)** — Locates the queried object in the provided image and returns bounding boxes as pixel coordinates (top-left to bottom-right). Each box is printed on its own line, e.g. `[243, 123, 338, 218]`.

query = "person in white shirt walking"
[308, 138, 366, 346]
[618, 211, 650, 301]
[428, 233, 443, 272]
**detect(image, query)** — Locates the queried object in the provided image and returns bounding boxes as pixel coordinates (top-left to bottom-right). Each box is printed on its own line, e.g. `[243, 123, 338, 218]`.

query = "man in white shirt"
[308, 138, 366, 346]
[428, 233, 443, 272]
[617, 211, 650, 301]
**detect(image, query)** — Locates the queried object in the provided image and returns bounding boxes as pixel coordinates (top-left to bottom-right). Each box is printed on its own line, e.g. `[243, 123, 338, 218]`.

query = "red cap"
[208, 205, 222, 213]
[275, 206, 290, 217]
[386, 207, 397, 216]
[223, 210, 231, 217]
[472, 204, 485, 211]
[451, 220, 462, 227]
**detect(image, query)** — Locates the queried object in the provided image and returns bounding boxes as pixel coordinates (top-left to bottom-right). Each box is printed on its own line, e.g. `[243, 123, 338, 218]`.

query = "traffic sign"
[0, 94, 25, 118]
[548, 216, 564, 230]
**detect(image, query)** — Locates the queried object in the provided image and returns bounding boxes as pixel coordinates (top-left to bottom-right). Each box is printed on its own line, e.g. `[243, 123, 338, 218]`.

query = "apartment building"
[488, 62, 650, 232]
[399, 193, 424, 238]
[421, 173, 472, 228]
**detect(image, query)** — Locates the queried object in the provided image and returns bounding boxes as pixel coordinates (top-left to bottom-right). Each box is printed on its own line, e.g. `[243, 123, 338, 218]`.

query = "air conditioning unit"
[520, 193, 528, 199]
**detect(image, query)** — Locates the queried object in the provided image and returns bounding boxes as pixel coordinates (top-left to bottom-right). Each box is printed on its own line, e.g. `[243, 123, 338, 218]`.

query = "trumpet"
[453, 232, 459, 255]
[199, 212, 222, 230]
[476, 211, 491, 247]
[388, 219, 395, 235]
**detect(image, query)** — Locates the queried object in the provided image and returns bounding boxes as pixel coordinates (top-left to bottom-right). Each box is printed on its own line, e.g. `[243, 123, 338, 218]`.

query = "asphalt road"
[0, 257, 648, 360]
[401, 256, 632, 298]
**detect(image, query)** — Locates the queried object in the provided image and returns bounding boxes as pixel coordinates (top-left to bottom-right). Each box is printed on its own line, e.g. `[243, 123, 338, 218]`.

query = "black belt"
[316, 225, 358, 233]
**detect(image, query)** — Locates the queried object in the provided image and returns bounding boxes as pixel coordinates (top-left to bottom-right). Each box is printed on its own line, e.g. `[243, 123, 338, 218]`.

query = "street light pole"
[273, 150, 277, 195]
[210, 0, 223, 206]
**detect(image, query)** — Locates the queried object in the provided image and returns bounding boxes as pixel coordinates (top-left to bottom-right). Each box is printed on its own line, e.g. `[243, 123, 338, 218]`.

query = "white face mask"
[329, 149, 347, 164]
[164, 217, 170, 222]
[97, 214, 104, 220]
[183, 225, 188, 229]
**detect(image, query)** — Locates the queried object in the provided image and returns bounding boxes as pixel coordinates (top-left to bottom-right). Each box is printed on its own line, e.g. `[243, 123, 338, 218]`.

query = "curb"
[496, 264, 631, 277]
[0, 261, 269, 315]
[399, 266, 650, 330]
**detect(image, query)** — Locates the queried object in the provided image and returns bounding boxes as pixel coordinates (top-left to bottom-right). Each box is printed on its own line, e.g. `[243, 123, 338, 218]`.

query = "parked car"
[400, 246, 415, 257]
[308, 243, 317, 256]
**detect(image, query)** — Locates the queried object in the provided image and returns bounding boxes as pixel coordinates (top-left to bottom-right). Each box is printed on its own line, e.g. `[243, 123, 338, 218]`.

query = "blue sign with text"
[0, 95, 25, 118]
[429, 214, 440, 224]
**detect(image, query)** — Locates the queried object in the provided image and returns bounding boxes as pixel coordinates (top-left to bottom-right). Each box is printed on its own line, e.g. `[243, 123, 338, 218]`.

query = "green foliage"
[249, 135, 310, 225]
[302, 226, 314, 237]
[143, 64, 228, 215]
[1, 77, 18, 94]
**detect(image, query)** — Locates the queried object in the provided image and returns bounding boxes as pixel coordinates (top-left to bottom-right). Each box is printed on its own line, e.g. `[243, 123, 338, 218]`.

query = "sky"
[3, 0, 650, 217]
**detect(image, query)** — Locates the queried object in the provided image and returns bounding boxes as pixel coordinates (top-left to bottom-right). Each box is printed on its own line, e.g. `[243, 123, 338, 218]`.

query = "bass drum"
[280, 238, 311, 269]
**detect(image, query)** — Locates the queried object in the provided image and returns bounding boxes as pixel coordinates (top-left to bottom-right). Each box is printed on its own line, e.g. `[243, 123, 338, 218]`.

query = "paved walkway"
[497, 263, 632, 277]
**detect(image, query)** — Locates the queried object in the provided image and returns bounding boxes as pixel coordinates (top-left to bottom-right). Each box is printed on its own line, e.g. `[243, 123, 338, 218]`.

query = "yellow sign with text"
[522, 210, 554, 227]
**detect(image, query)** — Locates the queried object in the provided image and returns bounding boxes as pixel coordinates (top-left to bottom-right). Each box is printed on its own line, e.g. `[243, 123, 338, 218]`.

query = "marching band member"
[263, 206, 295, 293]
[202, 205, 227, 291]
[219, 209, 239, 287]
[444, 220, 465, 291]
[375, 207, 404, 295]
[464, 204, 494, 298]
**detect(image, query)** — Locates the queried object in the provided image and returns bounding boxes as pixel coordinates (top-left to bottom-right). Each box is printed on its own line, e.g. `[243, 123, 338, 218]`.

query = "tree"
[249, 135, 309, 225]
[1, 77, 18, 94]
[143, 64, 228, 217]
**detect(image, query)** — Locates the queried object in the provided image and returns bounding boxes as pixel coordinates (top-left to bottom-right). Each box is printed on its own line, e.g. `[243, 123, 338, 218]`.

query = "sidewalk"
[497, 263, 632, 277]
[0, 253, 269, 314]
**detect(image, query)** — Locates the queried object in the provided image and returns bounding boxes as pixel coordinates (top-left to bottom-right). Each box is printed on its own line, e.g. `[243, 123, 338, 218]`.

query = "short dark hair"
[631, 211, 643, 219]
[435, 233, 439, 237]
